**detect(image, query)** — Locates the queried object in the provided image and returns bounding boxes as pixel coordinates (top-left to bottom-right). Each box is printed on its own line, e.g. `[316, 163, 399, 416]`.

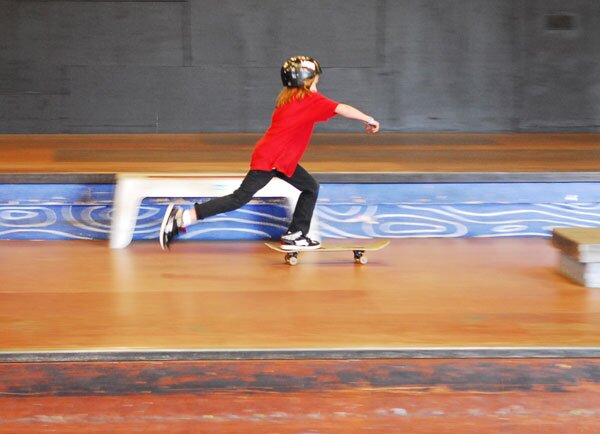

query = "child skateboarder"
[160, 56, 379, 251]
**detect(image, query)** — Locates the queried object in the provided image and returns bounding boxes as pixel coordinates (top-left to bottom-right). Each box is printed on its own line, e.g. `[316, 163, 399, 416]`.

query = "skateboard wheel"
[353, 250, 368, 265]
[285, 253, 298, 266]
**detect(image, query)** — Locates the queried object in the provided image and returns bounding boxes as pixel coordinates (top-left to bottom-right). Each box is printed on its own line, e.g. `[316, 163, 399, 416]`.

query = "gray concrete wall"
[1, 0, 598, 133]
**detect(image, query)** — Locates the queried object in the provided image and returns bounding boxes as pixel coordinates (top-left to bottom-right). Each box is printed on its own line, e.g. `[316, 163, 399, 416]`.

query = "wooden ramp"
[1, 133, 600, 431]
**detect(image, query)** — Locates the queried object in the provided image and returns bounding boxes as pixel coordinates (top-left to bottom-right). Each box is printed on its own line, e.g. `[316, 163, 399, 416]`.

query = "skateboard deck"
[265, 239, 390, 265]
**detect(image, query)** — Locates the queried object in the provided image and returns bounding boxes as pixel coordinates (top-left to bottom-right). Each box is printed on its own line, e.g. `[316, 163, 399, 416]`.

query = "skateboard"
[265, 239, 390, 266]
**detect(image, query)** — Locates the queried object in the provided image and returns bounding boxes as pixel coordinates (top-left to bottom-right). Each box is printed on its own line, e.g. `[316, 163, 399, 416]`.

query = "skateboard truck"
[284, 248, 367, 266]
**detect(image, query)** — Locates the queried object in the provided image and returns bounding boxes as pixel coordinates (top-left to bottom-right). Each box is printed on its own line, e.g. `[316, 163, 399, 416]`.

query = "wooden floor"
[1, 133, 599, 174]
[1, 237, 596, 353]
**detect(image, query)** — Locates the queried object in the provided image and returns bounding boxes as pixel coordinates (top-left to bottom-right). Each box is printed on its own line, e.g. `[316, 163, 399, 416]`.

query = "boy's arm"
[335, 103, 380, 133]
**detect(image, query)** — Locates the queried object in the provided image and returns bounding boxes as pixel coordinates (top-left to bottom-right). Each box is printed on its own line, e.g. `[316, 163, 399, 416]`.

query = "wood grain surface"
[1, 133, 598, 174]
[0, 238, 594, 352]
[1, 358, 600, 433]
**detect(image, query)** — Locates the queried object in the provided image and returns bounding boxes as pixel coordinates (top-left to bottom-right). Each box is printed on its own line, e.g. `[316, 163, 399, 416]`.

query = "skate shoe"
[159, 204, 186, 250]
[280, 231, 321, 251]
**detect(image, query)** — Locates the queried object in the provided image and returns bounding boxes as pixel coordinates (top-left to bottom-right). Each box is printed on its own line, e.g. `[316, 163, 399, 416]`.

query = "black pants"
[194, 165, 320, 235]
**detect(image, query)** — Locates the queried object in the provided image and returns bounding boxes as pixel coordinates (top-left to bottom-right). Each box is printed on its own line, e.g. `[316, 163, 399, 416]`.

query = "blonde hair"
[275, 77, 317, 108]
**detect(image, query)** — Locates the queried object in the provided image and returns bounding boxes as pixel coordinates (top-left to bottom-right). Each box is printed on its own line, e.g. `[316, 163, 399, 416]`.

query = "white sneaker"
[159, 204, 186, 250]
[280, 231, 321, 251]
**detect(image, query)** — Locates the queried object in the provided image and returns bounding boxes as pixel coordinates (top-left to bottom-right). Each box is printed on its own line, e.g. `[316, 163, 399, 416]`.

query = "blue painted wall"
[1, 183, 599, 241]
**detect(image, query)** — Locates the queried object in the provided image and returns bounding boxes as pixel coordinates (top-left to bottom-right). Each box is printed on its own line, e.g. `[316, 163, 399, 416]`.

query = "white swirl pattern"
[1, 182, 600, 240]
[0, 208, 57, 228]
[317, 204, 600, 239]
[3, 202, 598, 240]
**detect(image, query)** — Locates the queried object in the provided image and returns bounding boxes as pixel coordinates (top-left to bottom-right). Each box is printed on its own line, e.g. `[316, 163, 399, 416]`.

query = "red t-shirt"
[250, 92, 339, 177]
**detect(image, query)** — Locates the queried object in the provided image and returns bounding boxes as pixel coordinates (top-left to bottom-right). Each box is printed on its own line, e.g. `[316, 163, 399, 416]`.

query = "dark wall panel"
[516, 0, 600, 130]
[0, 64, 68, 132]
[383, 0, 516, 131]
[66, 67, 161, 133]
[156, 67, 263, 132]
[1, 1, 185, 66]
[0, 0, 598, 133]
[190, 0, 378, 68]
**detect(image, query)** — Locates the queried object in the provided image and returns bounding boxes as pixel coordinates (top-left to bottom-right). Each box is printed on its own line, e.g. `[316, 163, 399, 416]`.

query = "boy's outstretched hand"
[365, 120, 380, 134]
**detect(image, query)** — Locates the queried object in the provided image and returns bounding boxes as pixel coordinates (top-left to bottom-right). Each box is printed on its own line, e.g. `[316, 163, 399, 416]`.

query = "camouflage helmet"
[280, 56, 322, 88]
